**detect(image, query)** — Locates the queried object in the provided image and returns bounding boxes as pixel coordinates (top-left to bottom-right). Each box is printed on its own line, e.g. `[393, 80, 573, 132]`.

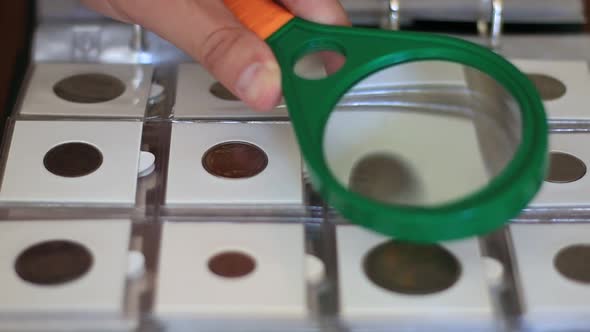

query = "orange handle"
[223, 0, 295, 39]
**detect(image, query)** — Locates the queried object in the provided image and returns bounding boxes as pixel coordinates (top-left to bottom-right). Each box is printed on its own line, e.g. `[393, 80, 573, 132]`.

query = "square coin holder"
[510, 59, 590, 120]
[509, 224, 590, 331]
[0, 219, 135, 331]
[155, 222, 308, 329]
[17, 63, 153, 118]
[0, 120, 143, 206]
[165, 122, 303, 206]
[336, 225, 496, 331]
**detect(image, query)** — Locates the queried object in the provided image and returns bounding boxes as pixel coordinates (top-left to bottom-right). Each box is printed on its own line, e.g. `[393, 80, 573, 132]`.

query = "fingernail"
[236, 61, 280, 104]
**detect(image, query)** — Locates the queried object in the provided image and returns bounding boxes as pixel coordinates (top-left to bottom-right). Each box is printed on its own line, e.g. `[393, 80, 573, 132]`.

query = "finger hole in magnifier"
[293, 50, 346, 80]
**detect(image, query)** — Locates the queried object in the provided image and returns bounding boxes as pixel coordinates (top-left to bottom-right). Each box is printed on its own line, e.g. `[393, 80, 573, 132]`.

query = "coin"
[15, 240, 93, 285]
[209, 82, 239, 101]
[554, 244, 590, 284]
[546, 151, 586, 183]
[527, 73, 566, 101]
[208, 251, 256, 278]
[43, 142, 103, 178]
[363, 240, 461, 295]
[202, 141, 268, 179]
[53, 73, 126, 103]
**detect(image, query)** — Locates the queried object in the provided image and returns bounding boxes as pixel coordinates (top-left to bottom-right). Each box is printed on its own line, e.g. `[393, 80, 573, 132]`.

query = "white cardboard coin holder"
[510, 59, 590, 121]
[336, 225, 496, 331]
[174, 64, 289, 119]
[529, 132, 590, 208]
[0, 219, 137, 331]
[509, 223, 590, 331]
[17, 63, 153, 118]
[165, 122, 303, 207]
[0, 120, 143, 206]
[155, 222, 310, 330]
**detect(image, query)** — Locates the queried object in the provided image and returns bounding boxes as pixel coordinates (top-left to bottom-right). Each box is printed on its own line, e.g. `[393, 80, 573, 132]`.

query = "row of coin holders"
[2, 60, 590, 210]
[0, 218, 588, 332]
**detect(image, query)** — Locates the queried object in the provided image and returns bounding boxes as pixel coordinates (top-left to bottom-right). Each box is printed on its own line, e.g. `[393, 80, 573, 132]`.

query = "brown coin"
[554, 244, 590, 284]
[208, 251, 256, 278]
[44, 142, 103, 178]
[15, 240, 93, 285]
[546, 151, 586, 183]
[209, 82, 239, 101]
[202, 142, 268, 179]
[527, 73, 567, 101]
[53, 73, 126, 103]
[363, 240, 461, 295]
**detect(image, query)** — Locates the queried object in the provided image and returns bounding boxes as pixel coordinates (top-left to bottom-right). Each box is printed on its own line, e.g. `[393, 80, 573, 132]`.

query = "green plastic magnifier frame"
[225, 0, 549, 243]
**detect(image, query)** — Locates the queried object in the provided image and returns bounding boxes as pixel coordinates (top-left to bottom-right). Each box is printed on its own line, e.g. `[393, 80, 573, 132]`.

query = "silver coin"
[527, 73, 567, 101]
[546, 151, 586, 183]
[554, 244, 590, 284]
[53, 73, 126, 103]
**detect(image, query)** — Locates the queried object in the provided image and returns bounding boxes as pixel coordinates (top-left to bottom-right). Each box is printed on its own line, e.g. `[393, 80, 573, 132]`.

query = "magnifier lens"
[322, 60, 522, 207]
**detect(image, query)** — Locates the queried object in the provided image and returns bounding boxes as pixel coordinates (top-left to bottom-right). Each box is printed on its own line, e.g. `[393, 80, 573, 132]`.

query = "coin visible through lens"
[209, 82, 239, 101]
[15, 240, 93, 286]
[53, 73, 126, 103]
[363, 240, 461, 295]
[527, 73, 567, 101]
[208, 251, 256, 278]
[554, 244, 590, 284]
[202, 142, 268, 179]
[44, 142, 103, 178]
[546, 152, 586, 183]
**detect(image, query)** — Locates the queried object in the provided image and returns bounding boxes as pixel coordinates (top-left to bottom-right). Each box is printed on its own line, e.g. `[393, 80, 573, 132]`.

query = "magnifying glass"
[224, 0, 548, 243]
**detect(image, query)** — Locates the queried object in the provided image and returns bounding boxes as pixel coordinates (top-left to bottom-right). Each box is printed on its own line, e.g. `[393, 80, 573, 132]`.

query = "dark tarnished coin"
[554, 244, 590, 284]
[209, 82, 239, 101]
[546, 152, 586, 183]
[363, 240, 461, 295]
[44, 142, 103, 178]
[208, 251, 256, 278]
[15, 240, 93, 285]
[527, 73, 567, 101]
[53, 73, 126, 103]
[349, 153, 420, 205]
[202, 141, 268, 179]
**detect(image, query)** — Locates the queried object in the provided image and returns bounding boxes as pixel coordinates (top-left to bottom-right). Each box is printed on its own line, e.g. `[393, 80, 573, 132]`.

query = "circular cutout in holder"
[202, 141, 268, 179]
[546, 152, 586, 183]
[15, 240, 93, 286]
[53, 73, 126, 103]
[44, 142, 103, 178]
[294, 49, 346, 80]
[363, 240, 461, 295]
[209, 82, 239, 101]
[527, 73, 567, 101]
[554, 244, 590, 284]
[208, 251, 256, 278]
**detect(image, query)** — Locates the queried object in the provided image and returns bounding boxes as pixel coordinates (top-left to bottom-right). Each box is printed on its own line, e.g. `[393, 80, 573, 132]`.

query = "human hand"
[81, 0, 350, 111]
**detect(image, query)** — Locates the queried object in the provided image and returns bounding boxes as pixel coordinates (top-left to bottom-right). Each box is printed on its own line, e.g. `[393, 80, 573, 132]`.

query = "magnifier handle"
[223, 0, 295, 39]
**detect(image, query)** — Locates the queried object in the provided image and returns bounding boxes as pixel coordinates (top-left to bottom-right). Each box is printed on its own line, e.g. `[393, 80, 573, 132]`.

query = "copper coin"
[202, 142, 268, 179]
[554, 244, 590, 284]
[527, 73, 566, 101]
[44, 142, 103, 178]
[546, 152, 586, 183]
[209, 82, 239, 101]
[53, 73, 126, 103]
[363, 240, 461, 295]
[208, 251, 256, 278]
[15, 240, 93, 285]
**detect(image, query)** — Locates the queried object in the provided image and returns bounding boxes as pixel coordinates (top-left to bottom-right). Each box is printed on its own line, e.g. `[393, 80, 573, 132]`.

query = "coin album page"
[2, 1, 590, 332]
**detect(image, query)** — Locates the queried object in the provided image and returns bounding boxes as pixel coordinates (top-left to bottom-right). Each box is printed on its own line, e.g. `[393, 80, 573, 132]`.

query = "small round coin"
[53, 73, 126, 103]
[363, 240, 461, 295]
[209, 82, 239, 101]
[15, 240, 93, 286]
[527, 73, 567, 101]
[554, 244, 590, 284]
[208, 251, 256, 278]
[43, 142, 103, 178]
[202, 141, 268, 179]
[546, 151, 586, 183]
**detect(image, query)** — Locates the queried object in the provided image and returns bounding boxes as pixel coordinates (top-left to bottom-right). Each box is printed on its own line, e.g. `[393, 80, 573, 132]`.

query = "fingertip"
[235, 60, 283, 112]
